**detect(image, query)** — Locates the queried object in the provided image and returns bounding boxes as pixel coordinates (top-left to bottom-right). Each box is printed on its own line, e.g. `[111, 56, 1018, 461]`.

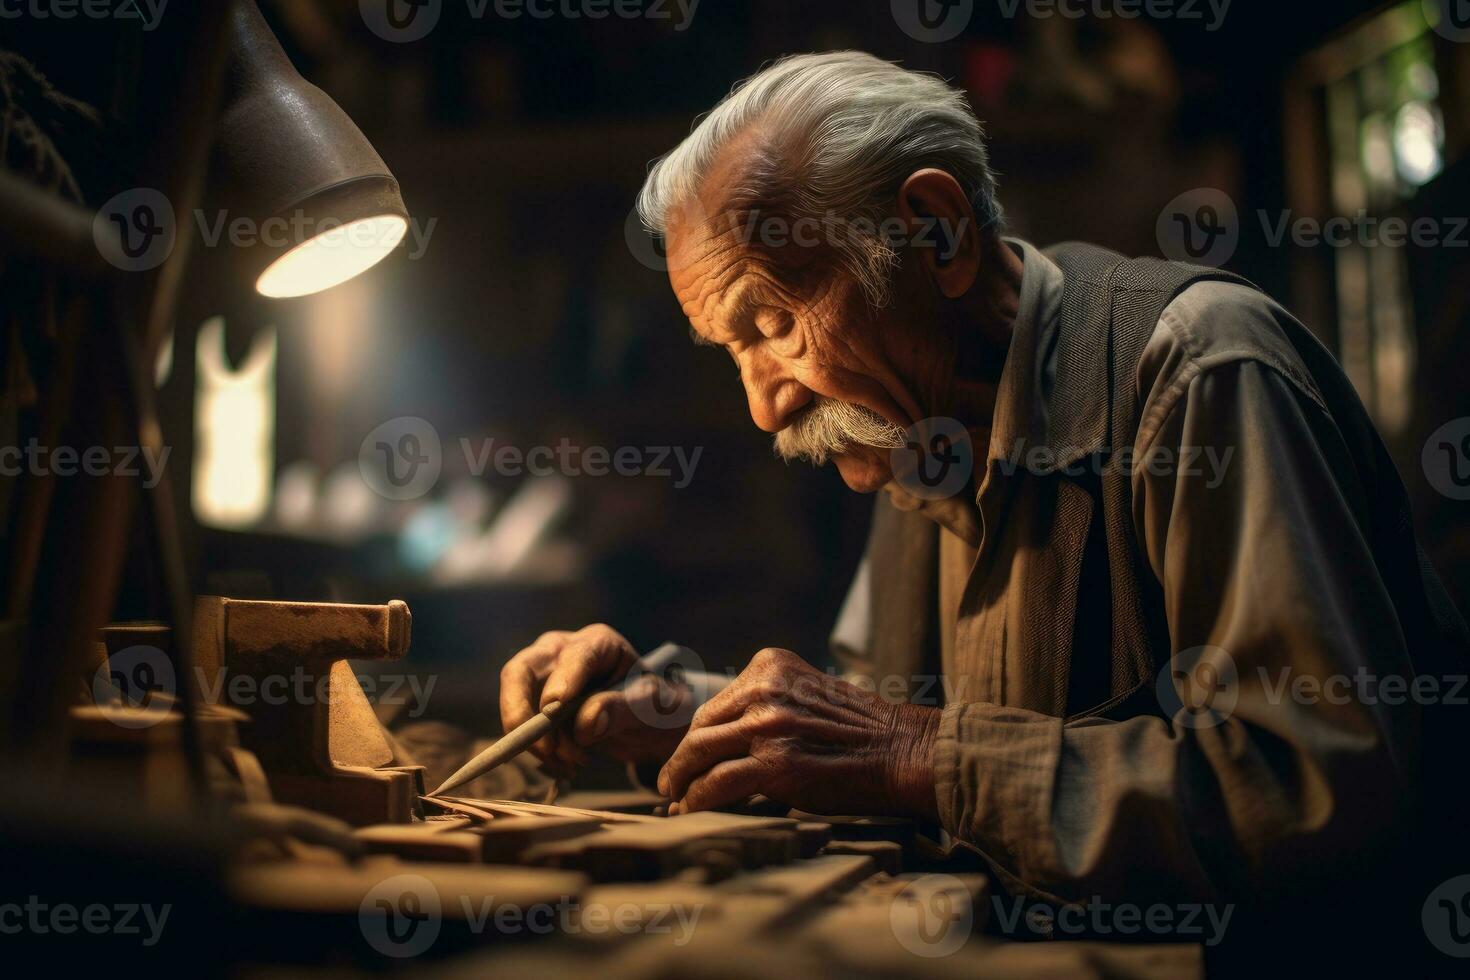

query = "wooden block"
[794, 822, 832, 858]
[820, 839, 904, 875]
[445, 796, 659, 824]
[355, 824, 484, 863]
[524, 812, 801, 882]
[555, 790, 666, 814]
[475, 815, 605, 863]
[793, 813, 916, 847]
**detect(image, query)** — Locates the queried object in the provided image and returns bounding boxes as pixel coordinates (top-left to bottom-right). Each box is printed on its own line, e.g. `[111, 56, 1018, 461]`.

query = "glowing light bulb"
[255, 214, 407, 298]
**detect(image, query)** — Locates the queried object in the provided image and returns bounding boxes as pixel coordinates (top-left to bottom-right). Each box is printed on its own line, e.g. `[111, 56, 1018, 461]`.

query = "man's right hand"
[498, 624, 695, 775]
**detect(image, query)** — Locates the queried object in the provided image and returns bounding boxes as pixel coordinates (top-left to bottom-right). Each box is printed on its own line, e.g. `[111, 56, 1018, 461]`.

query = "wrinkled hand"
[499, 624, 695, 775]
[657, 647, 940, 818]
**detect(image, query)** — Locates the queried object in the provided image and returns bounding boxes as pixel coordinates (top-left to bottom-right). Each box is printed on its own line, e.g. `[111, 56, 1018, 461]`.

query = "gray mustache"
[773, 397, 907, 465]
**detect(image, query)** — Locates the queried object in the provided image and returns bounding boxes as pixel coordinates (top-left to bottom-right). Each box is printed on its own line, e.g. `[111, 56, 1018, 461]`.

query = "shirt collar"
[881, 237, 1102, 532]
[986, 238, 1107, 479]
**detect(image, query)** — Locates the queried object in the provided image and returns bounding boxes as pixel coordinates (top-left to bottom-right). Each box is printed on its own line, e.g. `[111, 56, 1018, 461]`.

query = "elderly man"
[501, 52, 1466, 954]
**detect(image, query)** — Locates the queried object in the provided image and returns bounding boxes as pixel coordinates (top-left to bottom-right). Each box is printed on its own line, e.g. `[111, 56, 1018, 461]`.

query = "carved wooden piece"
[193, 596, 414, 825]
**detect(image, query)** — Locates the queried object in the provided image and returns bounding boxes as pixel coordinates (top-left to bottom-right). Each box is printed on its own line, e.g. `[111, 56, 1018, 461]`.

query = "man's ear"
[895, 169, 981, 299]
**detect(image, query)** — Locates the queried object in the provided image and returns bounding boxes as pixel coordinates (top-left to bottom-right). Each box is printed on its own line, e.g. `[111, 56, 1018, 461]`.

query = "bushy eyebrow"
[688, 326, 719, 348]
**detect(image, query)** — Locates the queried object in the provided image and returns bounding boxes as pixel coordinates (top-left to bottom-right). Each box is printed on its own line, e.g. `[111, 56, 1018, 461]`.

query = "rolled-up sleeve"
[934, 356, 1420, 906]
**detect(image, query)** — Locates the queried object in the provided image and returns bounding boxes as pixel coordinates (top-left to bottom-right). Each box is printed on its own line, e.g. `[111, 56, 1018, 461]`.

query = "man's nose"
[739, 349, 812, 433]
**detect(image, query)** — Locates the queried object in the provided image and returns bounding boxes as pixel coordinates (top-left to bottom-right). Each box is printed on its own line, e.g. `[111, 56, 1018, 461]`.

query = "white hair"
[636, 51, 1002, 307]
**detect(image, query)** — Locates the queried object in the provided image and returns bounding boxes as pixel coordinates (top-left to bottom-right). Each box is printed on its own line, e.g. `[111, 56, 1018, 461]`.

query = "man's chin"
[834, 453, 893, 493]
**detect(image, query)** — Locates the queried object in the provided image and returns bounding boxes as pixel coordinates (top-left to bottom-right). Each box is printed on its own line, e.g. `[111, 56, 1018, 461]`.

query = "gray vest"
[835, 241, 1467, 720]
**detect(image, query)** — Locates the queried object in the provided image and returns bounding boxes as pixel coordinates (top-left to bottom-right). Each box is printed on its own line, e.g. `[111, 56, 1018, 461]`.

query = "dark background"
[5, 0, 1466, 737]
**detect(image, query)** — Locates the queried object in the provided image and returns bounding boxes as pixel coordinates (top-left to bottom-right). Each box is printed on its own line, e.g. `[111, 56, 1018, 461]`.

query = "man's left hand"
[656, 647, 941, 818]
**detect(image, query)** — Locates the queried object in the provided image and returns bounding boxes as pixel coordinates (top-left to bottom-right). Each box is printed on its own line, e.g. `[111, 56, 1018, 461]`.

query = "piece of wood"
[556, 790, 667, 814]
[820, 839, 904, 875]
[524, 812, 801, 881]
[355, 824, 485, 863]
[442, 796, 660, 824]
[422, 796, 499, 824]
[794, 822, 832, 858]
[475, 815, 606, 863]
[192, 597, 418, 826]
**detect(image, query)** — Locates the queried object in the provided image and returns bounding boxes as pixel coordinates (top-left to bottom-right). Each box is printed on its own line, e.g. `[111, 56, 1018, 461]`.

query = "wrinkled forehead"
[664, 196, 830, 328]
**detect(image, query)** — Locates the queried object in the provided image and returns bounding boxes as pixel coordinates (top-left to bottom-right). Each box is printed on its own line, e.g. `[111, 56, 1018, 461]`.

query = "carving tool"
[428, 642, 691, 797]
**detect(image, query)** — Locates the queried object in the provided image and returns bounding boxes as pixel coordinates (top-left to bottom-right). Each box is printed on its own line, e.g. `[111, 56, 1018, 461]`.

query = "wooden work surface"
[223, 796, 1203, 978]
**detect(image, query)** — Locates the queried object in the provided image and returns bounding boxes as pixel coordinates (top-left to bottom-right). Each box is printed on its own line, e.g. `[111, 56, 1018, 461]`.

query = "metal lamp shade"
[212, 1, 409, 298]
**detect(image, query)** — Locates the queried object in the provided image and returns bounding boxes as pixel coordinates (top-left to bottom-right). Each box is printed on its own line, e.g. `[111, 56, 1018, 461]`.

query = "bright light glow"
[1394, 101, 1443, 187]
[193, 317, 276, 528]
[255, 214, 407, 298]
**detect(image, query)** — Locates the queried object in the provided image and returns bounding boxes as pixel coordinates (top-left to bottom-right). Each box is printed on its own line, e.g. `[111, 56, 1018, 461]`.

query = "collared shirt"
[840, 239, 1420, 907]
